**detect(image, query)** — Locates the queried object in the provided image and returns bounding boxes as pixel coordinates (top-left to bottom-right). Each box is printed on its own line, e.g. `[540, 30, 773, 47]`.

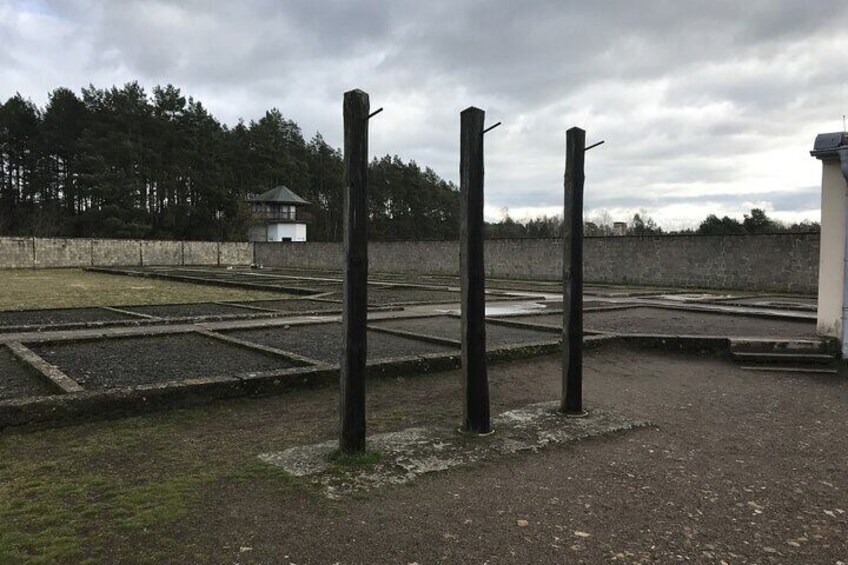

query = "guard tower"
[810, 132, 848, 356]
[247, 185, 310, 242]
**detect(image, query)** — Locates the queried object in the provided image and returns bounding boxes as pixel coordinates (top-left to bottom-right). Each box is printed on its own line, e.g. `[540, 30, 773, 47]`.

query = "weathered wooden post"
[340, 89, 370, 453]
[460, 107, 491, 433]
[562, 127, 586, 415]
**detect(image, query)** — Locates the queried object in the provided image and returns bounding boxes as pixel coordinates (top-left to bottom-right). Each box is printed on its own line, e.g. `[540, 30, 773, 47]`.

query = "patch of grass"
[0, 269, 285, 311]
[0, 407, 310, 564]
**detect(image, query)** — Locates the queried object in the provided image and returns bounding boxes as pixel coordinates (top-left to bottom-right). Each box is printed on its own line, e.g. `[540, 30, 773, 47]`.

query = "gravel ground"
[225, 323, 458, 364]
[184, 346, 847, 563]
[487, 280, 562, 292]
[322, 288, 462, 306]
[372, 316, 558, 346]
[495, 313, 562, 328]
[583, 306, 818, 338]
[533, 299, 607, 310]
[0, 307, 132, 328]
[122, 302, 265, 319]
[30, 333, 298, 390]
[725, 296, 818, 308]
[234, 299, 341, 313]
[0, 346, 56, 400]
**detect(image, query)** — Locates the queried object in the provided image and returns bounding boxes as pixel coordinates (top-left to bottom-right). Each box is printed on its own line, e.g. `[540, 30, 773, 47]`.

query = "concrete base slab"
[258, 402, 644, 498]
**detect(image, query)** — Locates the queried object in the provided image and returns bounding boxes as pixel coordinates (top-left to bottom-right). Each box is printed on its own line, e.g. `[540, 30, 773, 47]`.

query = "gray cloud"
[2, 0, 845, 227]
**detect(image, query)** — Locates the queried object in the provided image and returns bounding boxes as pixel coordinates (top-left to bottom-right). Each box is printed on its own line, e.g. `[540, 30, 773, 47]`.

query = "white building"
[247, 186, 309, 242]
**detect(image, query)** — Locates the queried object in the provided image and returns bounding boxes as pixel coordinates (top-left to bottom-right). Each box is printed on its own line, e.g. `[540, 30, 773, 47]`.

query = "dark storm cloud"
[2, 0, 846, 226]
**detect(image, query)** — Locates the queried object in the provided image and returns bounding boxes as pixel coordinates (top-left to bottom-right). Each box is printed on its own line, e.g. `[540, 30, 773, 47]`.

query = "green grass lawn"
[0, 269, 285, 311]
[0, 368, 463, 564]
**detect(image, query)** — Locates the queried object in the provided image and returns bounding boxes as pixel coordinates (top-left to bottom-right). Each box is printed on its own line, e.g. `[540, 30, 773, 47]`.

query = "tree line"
[1, 83, 819, 242]
[0, 83, 459, 241]
[485, 208, 819, 238]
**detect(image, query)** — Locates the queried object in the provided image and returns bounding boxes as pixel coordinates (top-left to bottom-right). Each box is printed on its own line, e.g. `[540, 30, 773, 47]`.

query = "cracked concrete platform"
[259, 402, 644, 498]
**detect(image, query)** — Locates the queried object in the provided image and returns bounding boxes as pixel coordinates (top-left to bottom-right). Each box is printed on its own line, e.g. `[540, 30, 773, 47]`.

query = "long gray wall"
[0, 237, 253, 269]
[255, 233, 820, 293]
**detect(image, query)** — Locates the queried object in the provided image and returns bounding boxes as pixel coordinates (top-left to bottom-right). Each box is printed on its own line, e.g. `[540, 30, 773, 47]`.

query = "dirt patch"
[224, 323, 458, 364]
[30, 333, 299, 390]
[584, 306, 818, 337]
[0, 346, 57, 400]
[371, 316, 558, 346]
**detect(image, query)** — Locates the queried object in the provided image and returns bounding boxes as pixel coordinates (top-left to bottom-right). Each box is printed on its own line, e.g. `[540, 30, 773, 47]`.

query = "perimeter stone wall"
[0, 237, 254, 269]
[33, 238, 93, 268]
[141, 241, 183, 266]
[255, 232, 820, 293]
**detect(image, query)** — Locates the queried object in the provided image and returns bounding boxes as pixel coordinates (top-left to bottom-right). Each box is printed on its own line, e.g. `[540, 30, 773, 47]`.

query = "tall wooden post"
[340, 89, 370, 453]
[562, 127, 586, 415]
[460, 107, 491, 434]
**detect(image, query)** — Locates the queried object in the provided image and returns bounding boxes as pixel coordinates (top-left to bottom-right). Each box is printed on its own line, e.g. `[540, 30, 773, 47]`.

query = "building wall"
[0, 238, 254, 269]
[816, 161, 847, 337]
[255, 232, 821, 293]
[266, 223, 307, 242]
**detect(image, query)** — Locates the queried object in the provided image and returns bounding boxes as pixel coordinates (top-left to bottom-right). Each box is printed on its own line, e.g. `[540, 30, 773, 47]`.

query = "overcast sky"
[3, 0, 847, 228]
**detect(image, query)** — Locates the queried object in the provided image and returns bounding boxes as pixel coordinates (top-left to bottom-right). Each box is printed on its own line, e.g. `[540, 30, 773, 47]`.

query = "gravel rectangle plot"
[583, 307, 817, 338]
[371, 317, 557, 347]
[534, 300, 607, 310]
[225, 323, 457, 365]
[0, 346, 57, 400]
[0, 307, 133, 328]
[122, 302, 264, 319]
[494, 313, 563, 328]
[31, 333, 299, 390]
[323, 288, 461, 306]
[234, 299, 340, 313]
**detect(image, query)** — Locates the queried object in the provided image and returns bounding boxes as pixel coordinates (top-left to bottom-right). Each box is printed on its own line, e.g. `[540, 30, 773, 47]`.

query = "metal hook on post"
[482, 121, 502, 135]
[585, 140, 605, 151]
[368, 107, 384, 119]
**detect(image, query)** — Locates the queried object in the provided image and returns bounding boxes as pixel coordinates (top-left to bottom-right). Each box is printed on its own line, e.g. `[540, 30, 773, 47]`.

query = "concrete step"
[738, 365, 839, 375]
[731, 351, 836, 364]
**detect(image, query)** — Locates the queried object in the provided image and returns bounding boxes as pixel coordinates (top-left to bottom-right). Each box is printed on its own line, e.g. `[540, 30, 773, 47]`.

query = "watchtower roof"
[250, 185, 309, 205]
